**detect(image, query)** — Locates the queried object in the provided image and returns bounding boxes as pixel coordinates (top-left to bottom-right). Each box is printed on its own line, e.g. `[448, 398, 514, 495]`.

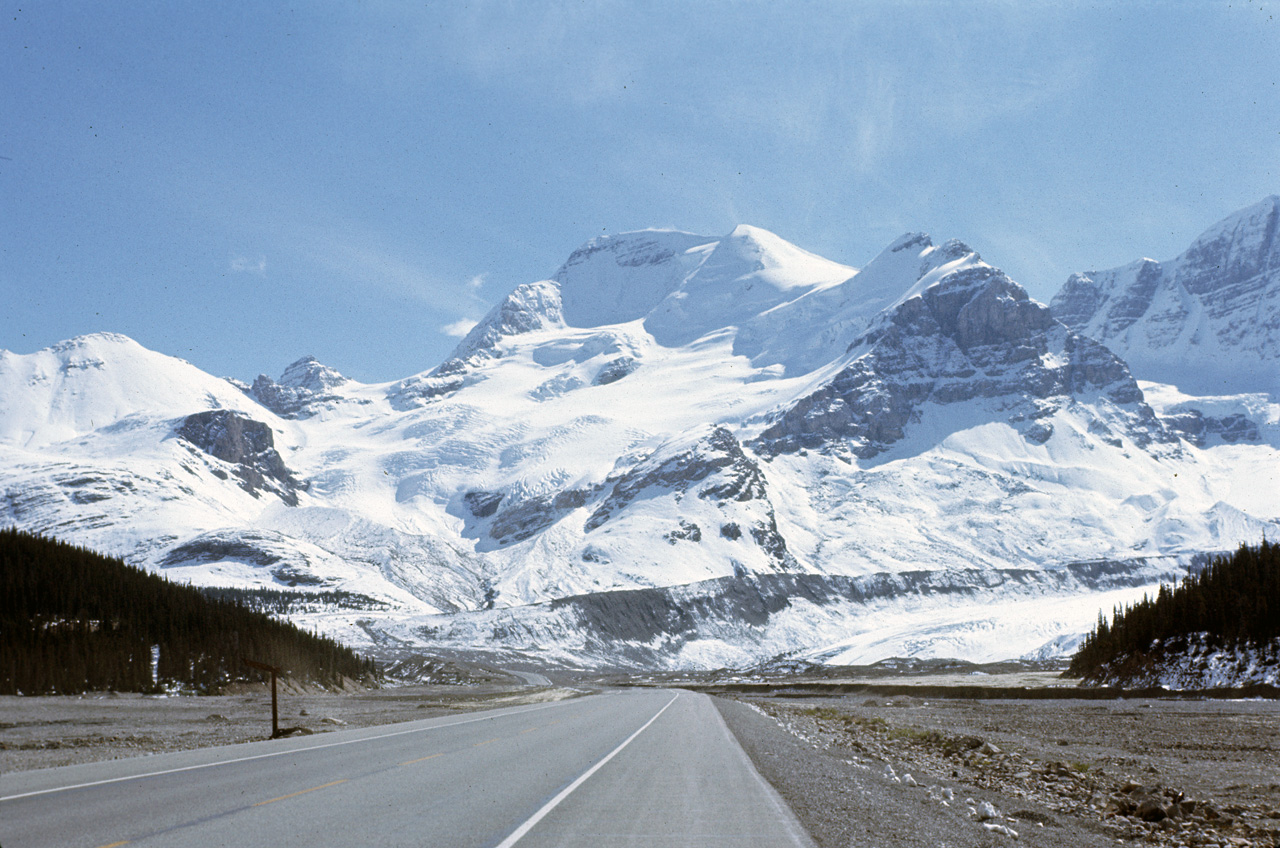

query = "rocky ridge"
[1051, 196, 1280, 396]
[755, 253, 1170, 459]
[175, 410, 303, 505]
[248, 356, 355, 419]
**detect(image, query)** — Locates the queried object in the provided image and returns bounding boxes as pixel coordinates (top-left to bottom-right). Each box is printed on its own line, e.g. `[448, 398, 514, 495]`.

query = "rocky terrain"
[718, 689, 1280, 847]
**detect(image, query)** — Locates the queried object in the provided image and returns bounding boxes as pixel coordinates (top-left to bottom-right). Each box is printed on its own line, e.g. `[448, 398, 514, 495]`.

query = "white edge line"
[0, 698, 571, 802]
[494, 691, 680, 848]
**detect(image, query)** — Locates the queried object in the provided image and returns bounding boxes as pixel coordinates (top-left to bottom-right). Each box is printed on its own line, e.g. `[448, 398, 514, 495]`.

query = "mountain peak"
[277, 356, 347, 391]
[756, 257, 1163, 461]
[448, 280, 566, 363]
[48, 332, 140, 351]
[554, 230, 715, 328]
[704, 225, 853, 289]
[847, 231, 984, 321]
[0, 333, 262, 447]
[727, 223, 771, 239]
[888, 232, 933, 253]
[1051, 195, 1280, 395]
[249, 355, 352, 419]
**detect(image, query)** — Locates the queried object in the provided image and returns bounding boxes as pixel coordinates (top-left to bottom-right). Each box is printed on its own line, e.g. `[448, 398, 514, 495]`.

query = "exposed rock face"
[1161, 410, 1260, 447]
[159, 529, 326, 586]
[1051, 196, 1280, 395]
[664, 520, 702, 544]
[249, 356, 350, 419]
[463, 490, 503, 519]
[754, 262, 1169, 459]
[175, 410, 302, 505]
[584, 427, 796, 570]
[161, 533, 282, 567]
[486, 486, 601, 546]
[387, 360, 468, 407]
[593, 356, 639, 385]
[452, 280, 566, 360]
[585, 428, 767, 531]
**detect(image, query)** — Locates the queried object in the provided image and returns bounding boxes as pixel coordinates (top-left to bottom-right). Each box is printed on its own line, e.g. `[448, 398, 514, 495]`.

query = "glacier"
[4, 208, 1279, 670]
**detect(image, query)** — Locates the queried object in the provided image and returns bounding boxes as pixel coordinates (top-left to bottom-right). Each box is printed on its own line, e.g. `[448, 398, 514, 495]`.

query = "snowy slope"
[4, 210, 1280, 669]
[0, 333, 267, 447]
[1051, 196, 1280, 396]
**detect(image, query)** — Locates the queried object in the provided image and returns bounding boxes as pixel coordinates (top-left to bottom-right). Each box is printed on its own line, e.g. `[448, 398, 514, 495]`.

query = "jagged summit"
[447, 280, 566, 364]
[726, 231, 981, 376]
[248, 355, 356, 420]
[856, 233, 981, 313]
[1052, 195, 1280, 396]
[388, 280, 568, 408]
[754, 246, 1165, 460]
[278, 356, 347, 391]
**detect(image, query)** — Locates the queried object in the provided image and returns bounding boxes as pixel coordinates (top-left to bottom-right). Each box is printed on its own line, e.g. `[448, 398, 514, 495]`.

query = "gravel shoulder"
[713, 691, 1280, 848]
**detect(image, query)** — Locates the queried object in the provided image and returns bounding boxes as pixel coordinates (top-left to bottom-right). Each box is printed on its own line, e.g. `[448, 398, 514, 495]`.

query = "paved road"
[1, 689, 813, 847]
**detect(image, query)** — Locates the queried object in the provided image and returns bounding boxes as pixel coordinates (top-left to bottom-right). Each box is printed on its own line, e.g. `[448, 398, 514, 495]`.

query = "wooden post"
[243, 658, 283, 738]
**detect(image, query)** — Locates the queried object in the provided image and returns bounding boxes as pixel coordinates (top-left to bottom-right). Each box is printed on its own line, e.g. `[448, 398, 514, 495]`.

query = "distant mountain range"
[3, 200, 1278, 669]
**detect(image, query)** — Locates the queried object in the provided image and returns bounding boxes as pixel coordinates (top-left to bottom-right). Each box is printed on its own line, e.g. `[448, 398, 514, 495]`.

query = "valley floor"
[0, 682, 579, 773]
[5, 674, 1278, 847]
[715, 687, 1280, 847]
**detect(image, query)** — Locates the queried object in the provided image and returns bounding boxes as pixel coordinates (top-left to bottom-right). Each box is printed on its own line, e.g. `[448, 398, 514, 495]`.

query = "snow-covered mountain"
[1052, 196, 1280, 397]
[5, 208, 1280, 669]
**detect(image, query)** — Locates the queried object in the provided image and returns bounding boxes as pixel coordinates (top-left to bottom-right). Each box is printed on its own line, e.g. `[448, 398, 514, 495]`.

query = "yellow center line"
[400, 753, 444, 765]
[473, 738, 499, 747]
[520, 727, 537, 734]
[96, 842, 130, 848]
[253, 779, 348, 807]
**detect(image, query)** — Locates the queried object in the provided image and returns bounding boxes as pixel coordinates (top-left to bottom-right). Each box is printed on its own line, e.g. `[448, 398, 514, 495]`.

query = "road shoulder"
[712, 695, 1119, 848]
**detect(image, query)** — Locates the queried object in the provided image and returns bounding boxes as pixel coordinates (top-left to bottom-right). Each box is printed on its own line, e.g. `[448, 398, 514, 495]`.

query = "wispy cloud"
[298, 224, 489, 316]
[441, 317, 479, 338]
[341, 2, 643, 107]
[230, 255, 267, 274]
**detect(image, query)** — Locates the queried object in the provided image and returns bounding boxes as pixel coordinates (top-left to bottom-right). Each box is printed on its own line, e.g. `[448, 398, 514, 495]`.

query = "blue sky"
[3, 1, 1277, 383]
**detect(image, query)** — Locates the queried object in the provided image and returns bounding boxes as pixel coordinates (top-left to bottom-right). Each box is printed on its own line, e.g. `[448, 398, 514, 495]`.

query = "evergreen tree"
[1069, 539, 1280, 679]
[0, 528, 380, 694]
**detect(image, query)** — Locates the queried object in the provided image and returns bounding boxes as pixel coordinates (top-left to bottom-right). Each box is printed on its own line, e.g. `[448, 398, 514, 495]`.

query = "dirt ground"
[0, 682, 579, 773]
[726, 688, 1280, 847]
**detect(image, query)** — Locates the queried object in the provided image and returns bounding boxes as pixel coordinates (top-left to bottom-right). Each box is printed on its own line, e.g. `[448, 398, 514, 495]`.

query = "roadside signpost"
[242, 658, 284, 738]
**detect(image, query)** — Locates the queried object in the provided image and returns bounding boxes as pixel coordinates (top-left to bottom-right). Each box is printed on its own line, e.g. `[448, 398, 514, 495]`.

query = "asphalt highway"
[1, 689, 814, 847]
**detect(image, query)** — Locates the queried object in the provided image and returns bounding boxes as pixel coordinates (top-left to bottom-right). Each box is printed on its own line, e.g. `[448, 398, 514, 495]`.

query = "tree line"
[1069, 538, 1279, 678]
[197, 586, 390, 614]
[0, 528, 378, 695]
